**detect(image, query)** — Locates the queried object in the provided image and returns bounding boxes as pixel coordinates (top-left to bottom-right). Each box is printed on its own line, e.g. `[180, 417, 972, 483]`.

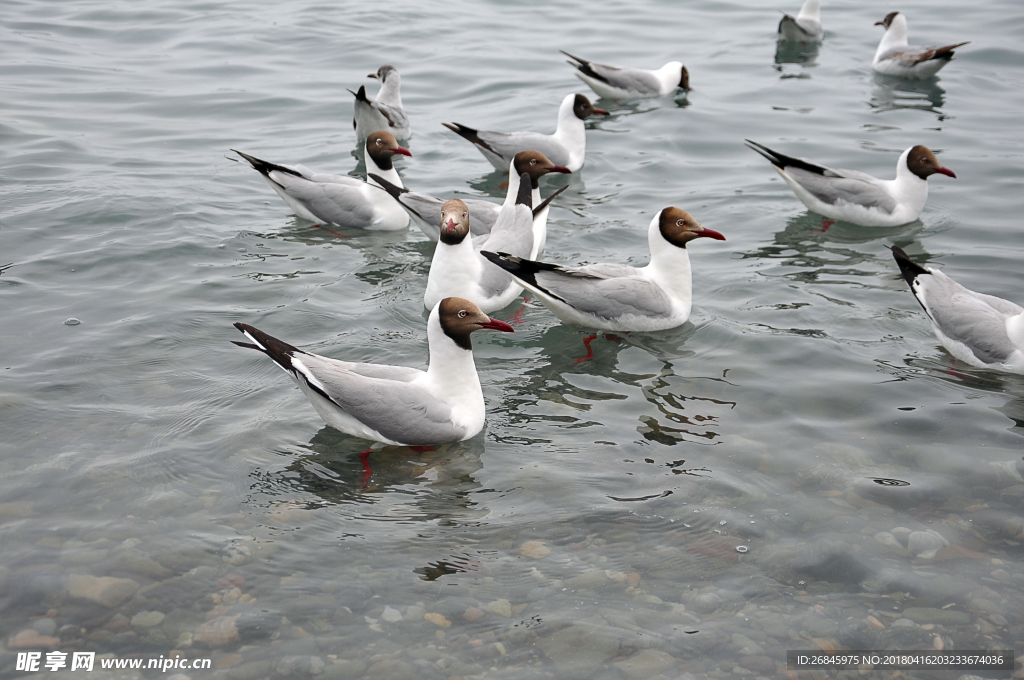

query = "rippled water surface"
[4, 0, 1024, 677]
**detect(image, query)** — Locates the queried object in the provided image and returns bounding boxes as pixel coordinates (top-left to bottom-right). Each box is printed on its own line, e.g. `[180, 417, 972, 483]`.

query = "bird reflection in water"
[869, 74, 946, 116]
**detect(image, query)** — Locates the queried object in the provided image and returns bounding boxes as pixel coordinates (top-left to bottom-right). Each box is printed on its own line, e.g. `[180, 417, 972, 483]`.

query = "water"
[3, 0, 1024, 676]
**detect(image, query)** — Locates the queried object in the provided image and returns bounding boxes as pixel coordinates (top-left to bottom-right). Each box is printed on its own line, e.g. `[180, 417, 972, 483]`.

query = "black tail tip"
[890, 245, 930, 286]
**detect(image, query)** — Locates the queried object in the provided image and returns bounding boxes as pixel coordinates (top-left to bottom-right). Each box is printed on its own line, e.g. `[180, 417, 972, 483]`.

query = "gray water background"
[3, 0, 1024, 677]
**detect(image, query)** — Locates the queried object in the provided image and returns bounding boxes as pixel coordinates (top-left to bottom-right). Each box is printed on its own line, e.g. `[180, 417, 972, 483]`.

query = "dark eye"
[676, 219, 685, 227]
[462, 212, 467, 219]
[376, 139, 382, 145]
[458, 310, 467, 318]
[530, 159, 537, 165]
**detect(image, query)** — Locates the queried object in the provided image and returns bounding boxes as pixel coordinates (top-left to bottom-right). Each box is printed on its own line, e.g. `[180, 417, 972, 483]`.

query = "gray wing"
[582, 62, 663, 95]
[778, 14, 822, 40]
[920, 271, 1023, 365]
[786, 166, 898, 213]
[534, 264, 675, 320]
[876, 43, 966, 68]
[295, 355, 461, 444]
[401, 192, 499, 240]
[475, 202, 535, 297]
[271, 172, 377, 227]
[473, 130, 570, 167]
[374, 101, 409, 131]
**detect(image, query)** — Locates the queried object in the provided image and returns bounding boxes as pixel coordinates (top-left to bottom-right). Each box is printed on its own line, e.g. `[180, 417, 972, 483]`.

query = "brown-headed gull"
[232, 131, 411, 230]
[481, 207, 725, 332]
[232, 297, 514, 445]
[561, 51, 689, 99]
[891, 246, 1024, 373]
[746, 140, 955, 227]
[369, 151, 569, 247]
[442, 93, 607, 173]
[873, 12, 968, 78]
[778, 0, 823, 42]
[423, 157, 541, 312]
[350, 65, 410, 142]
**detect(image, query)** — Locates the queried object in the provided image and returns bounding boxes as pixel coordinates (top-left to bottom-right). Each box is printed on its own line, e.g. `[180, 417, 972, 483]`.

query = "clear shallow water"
[3, 0, 1024, 677]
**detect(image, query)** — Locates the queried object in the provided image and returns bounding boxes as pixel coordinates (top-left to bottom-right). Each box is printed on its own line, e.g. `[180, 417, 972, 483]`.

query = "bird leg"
[409, 445, 435, 455]
[574, 333, 599, 363]
[812, 219, 835, 233]
[312, 224, 348, 238]
[507, 297, 531, 325]
[359, 448, 373, 488]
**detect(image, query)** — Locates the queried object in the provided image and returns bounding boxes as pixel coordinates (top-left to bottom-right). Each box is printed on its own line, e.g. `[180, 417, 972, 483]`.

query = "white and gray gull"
[350, 65, 410, 142]
[872, 12, 968, 78]
[481, 207, 725, 332]
[561, 51, 689, 99]
[891, 246, 1024, 374]
[746, 140, 955, 227]
[232, 131, 412, 230]
[442, 93, 607, 173]
[778, 0, 823, 42]
[369, 152, 569, 245]
[423, 154, 550, 312]
[232, 297, 514, 446]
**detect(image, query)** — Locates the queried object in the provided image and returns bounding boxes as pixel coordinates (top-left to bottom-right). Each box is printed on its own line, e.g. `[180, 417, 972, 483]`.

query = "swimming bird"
[423, 159, 540, 312]
[232, 131, 411, 230]
[350, 65, 411, 142]
[369, 151, 570, 246]
[481, 207, 725, 332]
[232, 297, 514, 445]
[561, 51, 689, 99]
[745, 140, 955, 227]
[873, 12, 968, 78]
[778, 0, 823, 42]
[442, 93, 607, 173]
[891, 246, 1024, 373]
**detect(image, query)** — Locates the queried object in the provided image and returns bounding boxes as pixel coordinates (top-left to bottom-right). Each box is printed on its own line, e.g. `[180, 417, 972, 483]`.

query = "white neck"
[365, 144, 403, 189]
[641, 212, 693, 317]
[502, 160, 523, 209]
[377, 73, 403, 107]
[424, 305, 484, 424]
[552, 93, 585, 148]
[876, 14, 909, 60]
[887, 146, 929, 216]
[424, 236, 483, 311]
[798, 0, 820, 22]
[655, 61, 684, 88]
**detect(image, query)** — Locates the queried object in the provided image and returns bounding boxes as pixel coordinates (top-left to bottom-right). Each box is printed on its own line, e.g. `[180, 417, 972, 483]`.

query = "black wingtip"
[516, 172, 533, 209]
[232, 340, 261, 350]
[480, 251, 567, 304]
[232, 322, 303, 371]
[368, 173, 408, 200]
[480, 250, 515, 272]
[532, 184, 568, 217]
[351, 85, 369, 102]
[890, 245, 931, 288]
[231, 150, 302, 179]
[559, 49, 586, 65]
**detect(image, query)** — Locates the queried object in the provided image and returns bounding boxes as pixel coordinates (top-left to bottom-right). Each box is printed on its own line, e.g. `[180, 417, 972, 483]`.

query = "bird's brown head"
[658, 207, 726, 248]
[906, 145, 956, 180]
[573, 93, 609, 120]
[439, 199, 470, 245]
[513, 150, 572, 188]
[438, 297, 515, 350]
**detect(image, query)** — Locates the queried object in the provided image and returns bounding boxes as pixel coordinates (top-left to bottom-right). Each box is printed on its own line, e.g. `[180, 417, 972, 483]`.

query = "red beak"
[392, 146, 412, 157]
[549, 165, 571, 174]
[935, 166, 956, 178]
[478, 318, 514, 333]
[698, 228, 726, 241]
[445, 218, 457, 229]
[592, 107, 609, 116]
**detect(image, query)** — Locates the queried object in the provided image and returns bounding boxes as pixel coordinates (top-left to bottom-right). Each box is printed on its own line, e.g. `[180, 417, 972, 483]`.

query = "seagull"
[480, 207, 725, 332]
[442, 93, 607, 173]
[873, 12, 968, 78]
[778, 0, 823, 42]
[232, 297, 515, 445]
[424, 156, 544, 312]
[350, 65, 411, 142]
[745, 140, 956, 227]
[232, 131, 412, 230]
[369, 151, 570, 248]
[561, 51, 689, 99]
[891, 246, 1024, 373]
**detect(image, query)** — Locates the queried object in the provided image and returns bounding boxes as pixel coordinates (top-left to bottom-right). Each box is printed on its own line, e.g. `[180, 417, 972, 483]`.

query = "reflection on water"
[774, 40, 820, 69]
[869, 73, 947, 116]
